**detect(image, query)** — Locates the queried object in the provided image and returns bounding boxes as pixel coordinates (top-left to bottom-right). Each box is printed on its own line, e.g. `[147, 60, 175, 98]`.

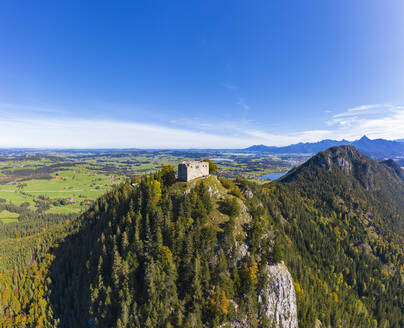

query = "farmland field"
[0, 149, 306, 219]
[0, 209, 19, 223]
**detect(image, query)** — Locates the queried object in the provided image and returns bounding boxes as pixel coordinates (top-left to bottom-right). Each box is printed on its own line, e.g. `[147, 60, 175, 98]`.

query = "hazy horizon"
[0, 134, 401, 151]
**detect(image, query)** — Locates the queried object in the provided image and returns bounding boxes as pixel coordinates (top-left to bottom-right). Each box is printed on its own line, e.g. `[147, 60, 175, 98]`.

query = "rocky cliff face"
[227, 262, 299, 328]
[258, 263, 299, 328]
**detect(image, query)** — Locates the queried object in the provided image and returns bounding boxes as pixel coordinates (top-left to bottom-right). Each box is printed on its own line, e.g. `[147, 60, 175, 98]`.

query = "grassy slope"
[0, 209, 19, 223]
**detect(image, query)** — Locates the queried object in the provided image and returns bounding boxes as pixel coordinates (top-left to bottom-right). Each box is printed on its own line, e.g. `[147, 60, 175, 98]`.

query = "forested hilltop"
[0, 146, 403, 327]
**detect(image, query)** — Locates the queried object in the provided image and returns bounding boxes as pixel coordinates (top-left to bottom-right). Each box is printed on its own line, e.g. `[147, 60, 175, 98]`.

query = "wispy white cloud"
[243, 104, 404, 144]
[222, 83, 251, 112]
[347, 104, 383, 112]
[236, 98, 250, 111]
[332, 103, 390, 118]
[0, 102, 403, 148]
[222, 83, 239, 91]
[0, 117, 263, 149]
[0, 103, 67, 114]
[0, 115, 340, 149]
[327, 104, 404, 140]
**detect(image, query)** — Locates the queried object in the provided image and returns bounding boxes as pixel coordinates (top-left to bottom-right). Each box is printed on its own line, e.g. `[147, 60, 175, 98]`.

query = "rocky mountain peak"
[315, 145, 364, 174]
[280, 146, 382, 191]
[359, 135, 370, 142]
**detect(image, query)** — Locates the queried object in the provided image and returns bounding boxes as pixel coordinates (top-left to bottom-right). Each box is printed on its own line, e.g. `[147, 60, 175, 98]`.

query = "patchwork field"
[0, 150, 304, 220]
[0, 209, 19, 223]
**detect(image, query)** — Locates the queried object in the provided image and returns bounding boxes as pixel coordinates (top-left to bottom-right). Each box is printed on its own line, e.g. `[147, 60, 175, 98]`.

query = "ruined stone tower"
[178, 161, 209, 182]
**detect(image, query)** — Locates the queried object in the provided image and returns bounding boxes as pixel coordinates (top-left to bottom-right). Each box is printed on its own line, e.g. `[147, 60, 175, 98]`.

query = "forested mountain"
[0, 147, 403, 327]
[277, 146, 404, 327]
[246, 135, 404, 158]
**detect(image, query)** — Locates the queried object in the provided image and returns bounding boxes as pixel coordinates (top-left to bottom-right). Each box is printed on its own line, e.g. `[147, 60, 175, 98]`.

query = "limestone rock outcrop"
[258, 263, 299, 328]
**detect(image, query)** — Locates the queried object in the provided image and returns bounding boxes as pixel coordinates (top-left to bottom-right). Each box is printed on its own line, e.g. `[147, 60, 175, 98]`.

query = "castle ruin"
[178, 161, 209, 182]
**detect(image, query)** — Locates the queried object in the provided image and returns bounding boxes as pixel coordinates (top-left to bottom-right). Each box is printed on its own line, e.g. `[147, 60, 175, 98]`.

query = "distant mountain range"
[246, 135, 404, 158]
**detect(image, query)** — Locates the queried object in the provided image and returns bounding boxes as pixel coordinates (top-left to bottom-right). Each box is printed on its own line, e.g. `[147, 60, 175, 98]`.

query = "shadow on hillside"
[48, 218, 95, 328]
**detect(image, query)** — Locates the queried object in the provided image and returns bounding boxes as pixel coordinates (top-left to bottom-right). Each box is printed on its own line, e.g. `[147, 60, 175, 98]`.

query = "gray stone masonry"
[178, 161, 209, 182]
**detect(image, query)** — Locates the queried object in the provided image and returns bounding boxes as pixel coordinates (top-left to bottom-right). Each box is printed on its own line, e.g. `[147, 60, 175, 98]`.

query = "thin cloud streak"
[236, 98, 250, 111]
[0, 103, 403, 148]
[327, 104, 404, 140]
[332, 104, 390, 118]
[0, 117, 338, 148]
[0, 117, 257, 148]
[347, 104, 384, 112]
[0, 103, 67, 115]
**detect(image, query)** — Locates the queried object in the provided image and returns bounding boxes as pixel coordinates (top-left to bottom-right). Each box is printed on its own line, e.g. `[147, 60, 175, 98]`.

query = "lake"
[210, 158, 234, 162]
[260, 172, 287, 180]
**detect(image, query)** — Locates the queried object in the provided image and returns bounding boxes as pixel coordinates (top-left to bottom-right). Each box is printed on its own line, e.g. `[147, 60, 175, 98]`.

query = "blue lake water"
[260, 172, 287, 180]
[226, 153, 256, 156]
[210, 158, 234, 162]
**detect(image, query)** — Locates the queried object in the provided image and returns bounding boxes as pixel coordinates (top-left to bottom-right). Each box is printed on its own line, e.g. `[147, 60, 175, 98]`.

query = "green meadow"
[0, 150, 296, 219]
[0, 209, 19, 223]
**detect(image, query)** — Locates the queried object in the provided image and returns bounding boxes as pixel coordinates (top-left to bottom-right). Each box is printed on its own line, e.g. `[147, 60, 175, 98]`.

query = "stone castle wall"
[178, 161, 209, 182]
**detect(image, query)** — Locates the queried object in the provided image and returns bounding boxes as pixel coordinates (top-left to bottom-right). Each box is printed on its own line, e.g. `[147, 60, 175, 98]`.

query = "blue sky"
[1, 0, 404, 148]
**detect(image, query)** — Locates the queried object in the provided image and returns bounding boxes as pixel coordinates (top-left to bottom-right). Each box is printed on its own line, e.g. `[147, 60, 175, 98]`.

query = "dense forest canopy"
[0, 147, 403, 327]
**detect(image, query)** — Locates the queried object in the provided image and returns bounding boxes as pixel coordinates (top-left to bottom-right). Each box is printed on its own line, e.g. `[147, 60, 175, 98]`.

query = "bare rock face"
[242, 188, 254, 199]
[226, 263, 299, 328]
[318, 148, 353, 174]
[332, 155, 353, 174]
[319, 155, 332, 171]
[258, 263, 299, 328]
